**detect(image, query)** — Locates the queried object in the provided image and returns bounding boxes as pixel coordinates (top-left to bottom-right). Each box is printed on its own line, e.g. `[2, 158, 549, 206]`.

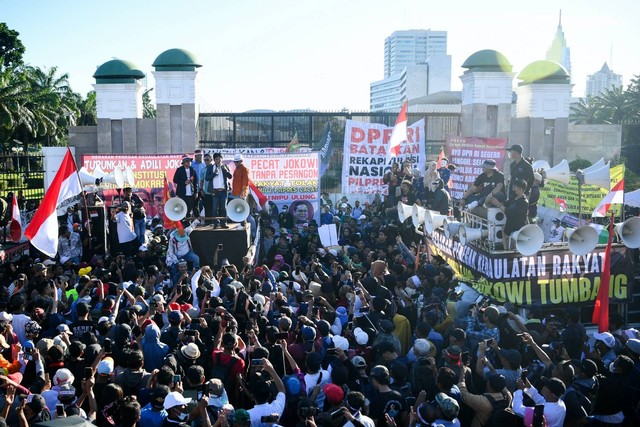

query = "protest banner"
[446, 136, 508, 200]
[341, 119, 426, 195]
[427, 229, 634, 306]
[539, 164, 624, 214]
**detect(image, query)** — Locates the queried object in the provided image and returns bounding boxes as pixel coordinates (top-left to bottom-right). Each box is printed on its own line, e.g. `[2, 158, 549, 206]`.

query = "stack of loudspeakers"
[486, 208, 506, 244]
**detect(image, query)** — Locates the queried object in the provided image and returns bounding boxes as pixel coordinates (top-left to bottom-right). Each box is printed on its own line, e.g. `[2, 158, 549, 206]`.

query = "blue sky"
[3, 0, 639, 111]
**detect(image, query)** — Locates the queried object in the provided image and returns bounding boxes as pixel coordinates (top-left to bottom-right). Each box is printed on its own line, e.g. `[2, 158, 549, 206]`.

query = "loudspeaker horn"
[532, 160, 551, 171]
[459, 225, 487, 246]
[227, 198, 250, 222]
[615, 216, 640, 249]
[101, 166, 125, 188]
[412, 204, 427, 228]
[165, 197, 188, 222]
[124, 166, 136, 188]
[443, 218, 463, 239]
[579, 163, 610, 190]
[566, 225, 599, 256]
[78, 167, 102, 186]
[397, 201, 413, 223]
[510, 224, 544, 256]
[424, 210, 447, 234]
[93, 165, 107, 179]
[541, 159, 570, 185]
[581, 158, 605, 174]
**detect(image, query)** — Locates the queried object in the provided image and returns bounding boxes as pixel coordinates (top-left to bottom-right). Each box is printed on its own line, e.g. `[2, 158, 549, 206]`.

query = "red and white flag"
[25, 149, 82, 257]
[10, 194, 22, 242]
[593, 179, 625, 217]
[249, 180, 268, 211]
[554, 198, 567, 212]
[592, 212, 614, 332]
[388, 102, 408, 158]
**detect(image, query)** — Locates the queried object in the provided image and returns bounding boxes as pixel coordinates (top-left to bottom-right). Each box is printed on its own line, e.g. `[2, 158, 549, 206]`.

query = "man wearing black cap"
[173, 156, 198, 219]
[203, 152, 232, 228]
[506, 144, 534, 200]
[459, 159, 505, 211]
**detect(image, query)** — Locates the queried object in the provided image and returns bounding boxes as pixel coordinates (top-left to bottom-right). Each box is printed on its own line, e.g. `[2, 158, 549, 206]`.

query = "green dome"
[462, 49, 512, 72]
[518, 60, 570, 85]
[152, 48, 202, 71]
[93, 59, 145, 83]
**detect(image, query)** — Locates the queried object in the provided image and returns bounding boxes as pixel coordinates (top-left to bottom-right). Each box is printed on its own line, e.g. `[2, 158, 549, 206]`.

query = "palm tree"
[597, 86, 630, 124]
[569, 97, 603, 124]
[76, 91, 97, 126]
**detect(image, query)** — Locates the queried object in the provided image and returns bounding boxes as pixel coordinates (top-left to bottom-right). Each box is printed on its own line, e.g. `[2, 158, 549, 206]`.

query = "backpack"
[484, 394, 523, 427]
[211, 352, 239, 389]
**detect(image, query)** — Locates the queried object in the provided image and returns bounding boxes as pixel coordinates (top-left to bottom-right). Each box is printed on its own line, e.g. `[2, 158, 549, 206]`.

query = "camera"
[274, 332, 289, 340]
[56, 404, 65, 417]
[299, 407, 318, 418]
[251, 359, 264, 366]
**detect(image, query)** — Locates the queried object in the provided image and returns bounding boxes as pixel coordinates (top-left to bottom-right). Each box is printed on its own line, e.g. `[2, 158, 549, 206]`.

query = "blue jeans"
[211, 190, 228, 226]
[170, 250, 200, 278]
[134, 218, 146, 243]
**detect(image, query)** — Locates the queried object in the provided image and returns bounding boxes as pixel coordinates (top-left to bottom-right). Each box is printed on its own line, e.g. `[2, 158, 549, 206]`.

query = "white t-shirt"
[116, 211, 137, 243]
[344, 411, 375, 427]
[248, 391, 286, 427]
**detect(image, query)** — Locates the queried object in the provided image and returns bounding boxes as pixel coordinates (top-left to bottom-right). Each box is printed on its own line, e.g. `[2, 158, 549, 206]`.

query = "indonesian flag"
[10, 194, 22, 242]
[249, 180, 268, 211]
[24, 149, 81, 257]
[554, 198, 567, 212]
[388, 102, 408, 158]
[592, 212, 614, 332]
[593, 179, 625, 217]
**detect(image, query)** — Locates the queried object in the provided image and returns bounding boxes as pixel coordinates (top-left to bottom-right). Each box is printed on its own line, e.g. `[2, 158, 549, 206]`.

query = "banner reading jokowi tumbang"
[342, 119, 426, 195]
[427, 229, 634, 306]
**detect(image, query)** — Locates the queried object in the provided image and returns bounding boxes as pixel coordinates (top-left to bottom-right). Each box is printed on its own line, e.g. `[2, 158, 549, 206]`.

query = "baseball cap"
[541, 377, 566, 397]
[57, 384, 76, 402]
[370, 365, 390, 381]
[594, 331, 616, 348]
[625, 338, 640, 356]
[435, 392, 460, 419]
[163, 391, 192, 410]
[150, 385, 170, 409]
[26, 394, 47, 413]
[351, 355, 366, 369]
[323, 383, 344, 404]
[482, 159, 497, 169]
[488, 374, 507, 391]
[507, 144, 523, 154]
[98, 357, 115, 376]
[234, 409, 251, 423]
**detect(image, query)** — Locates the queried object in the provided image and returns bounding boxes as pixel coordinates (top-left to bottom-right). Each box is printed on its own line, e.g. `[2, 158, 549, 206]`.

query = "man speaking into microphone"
[173, 156, 197, 219]
[204, 152, 232, 228]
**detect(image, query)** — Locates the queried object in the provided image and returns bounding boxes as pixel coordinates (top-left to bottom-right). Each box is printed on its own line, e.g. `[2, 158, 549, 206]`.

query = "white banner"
[341, 119, 426, 195]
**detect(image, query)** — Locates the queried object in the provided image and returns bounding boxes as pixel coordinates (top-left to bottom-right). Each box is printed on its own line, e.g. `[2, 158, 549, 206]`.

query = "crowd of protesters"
[0, 155, 638, 427]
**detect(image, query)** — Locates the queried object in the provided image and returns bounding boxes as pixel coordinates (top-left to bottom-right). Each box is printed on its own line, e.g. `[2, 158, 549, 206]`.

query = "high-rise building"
[384, 29, 448, 78]
[586, 62, 622, 97]
[545, 11, 571, 77]
[371, 29, 450, 111]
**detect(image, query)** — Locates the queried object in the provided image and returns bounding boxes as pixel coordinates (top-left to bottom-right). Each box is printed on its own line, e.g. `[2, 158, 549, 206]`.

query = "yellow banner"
[539, 164, 624, 214]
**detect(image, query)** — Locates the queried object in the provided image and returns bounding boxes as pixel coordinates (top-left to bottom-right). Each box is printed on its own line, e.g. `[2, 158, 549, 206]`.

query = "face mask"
[508, 152, 513, 160]
[177, 412, 188, 421]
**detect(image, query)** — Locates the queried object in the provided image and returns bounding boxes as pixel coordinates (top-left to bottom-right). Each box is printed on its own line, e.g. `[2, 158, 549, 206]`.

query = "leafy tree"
[569, 157, 592, 172]
[143, 88, 156, 118]
[569, 97, 602, 124]
[76, 91, 97, 126]
[0, 23, 25, 70]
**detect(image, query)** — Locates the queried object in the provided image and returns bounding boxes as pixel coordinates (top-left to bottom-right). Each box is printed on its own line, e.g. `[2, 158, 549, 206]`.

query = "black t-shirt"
[509, 159, 534, 195]
[369, 390, 405, 426]
[473, 171, 505, 196]
[504, 196, 529, 234]
[71, 319, 96, 338]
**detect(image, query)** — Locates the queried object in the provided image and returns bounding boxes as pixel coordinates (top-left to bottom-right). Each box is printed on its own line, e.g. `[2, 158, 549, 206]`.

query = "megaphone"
[397, 201, 413, 223]
[459, 225, 487, 246]
[78, 167, 102, 186]
[93, 165, 107, 179]
[412, 204, 427, 229]
[565, 225, 599, 256]
[443, 219, 464, 239]
[615, 216, 640, 249]
[581, 158, 605, 174]
[487, 207, 506, 225]
[227, 198, 250, 222]
[541, 159, 570, 185]
[424, 210, 447, 234]
[124, 166, 136, 188]
[510, 224, 544, 256]
[577, 163, 610, 190]
[532, 160, 551, 171]
[165, 197, 188, 222]
[101, 166, 125, 188]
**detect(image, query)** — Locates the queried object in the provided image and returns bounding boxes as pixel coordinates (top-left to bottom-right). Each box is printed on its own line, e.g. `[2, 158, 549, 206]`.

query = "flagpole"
[69, 148, 93, 240]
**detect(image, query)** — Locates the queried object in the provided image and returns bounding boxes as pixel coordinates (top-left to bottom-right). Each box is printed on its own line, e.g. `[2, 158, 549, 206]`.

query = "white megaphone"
[165, 197, 188, 222]
[532, 160, 551, 171]
[93, 165, 107, 179]
[412, 204, 427, 229]
[397, 201, 413, 223]
[443, 218, 464, 239]
[510, 224, 544, 256]
[227, 199, 250, 222]
[541, 159, 571, 185]
[424, 210, 447, 234]
[78, 167, 102, 186]
[581, 158, 605, 174]
[124, 166, 136, 188]
[101, 166, 125, 188]
[577, 163, 610, 190]
[459, 225, 487, 246]
[615, 216, 640, 249]
[566, 225, 599, 256]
